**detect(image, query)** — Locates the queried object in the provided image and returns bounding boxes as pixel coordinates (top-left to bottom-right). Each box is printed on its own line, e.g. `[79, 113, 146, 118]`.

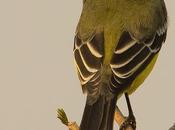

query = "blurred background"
[0, 0, 174, 130]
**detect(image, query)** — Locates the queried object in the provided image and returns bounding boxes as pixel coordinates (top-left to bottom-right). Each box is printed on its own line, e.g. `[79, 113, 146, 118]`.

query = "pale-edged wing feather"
[110, 29, 167, 91]
[73, 33, 104, 93]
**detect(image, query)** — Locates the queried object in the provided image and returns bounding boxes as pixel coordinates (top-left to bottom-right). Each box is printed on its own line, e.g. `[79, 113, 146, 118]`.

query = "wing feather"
[73, 33, 104, 92]
[110, 27, 167, 89]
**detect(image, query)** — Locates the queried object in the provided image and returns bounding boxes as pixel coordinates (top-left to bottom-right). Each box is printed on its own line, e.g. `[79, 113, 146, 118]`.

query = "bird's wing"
[73, 33, 104, 93]
[109, 26, 167, 91]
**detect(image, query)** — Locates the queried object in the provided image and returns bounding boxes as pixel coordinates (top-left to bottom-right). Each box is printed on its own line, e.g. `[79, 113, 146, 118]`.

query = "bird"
[73, 0, 167, 130]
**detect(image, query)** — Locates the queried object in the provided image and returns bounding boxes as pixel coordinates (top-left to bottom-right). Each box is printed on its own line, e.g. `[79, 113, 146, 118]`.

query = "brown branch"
[114, 106, 125, 126]
[67, 122, 80, 130]
[115, 106, 134, 130]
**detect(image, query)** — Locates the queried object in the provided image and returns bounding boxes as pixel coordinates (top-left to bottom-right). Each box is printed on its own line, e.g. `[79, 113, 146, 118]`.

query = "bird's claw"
[119, 115, 136, 130]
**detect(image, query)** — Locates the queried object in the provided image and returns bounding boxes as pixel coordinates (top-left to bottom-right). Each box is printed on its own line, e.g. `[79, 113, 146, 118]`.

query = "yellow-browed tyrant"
[73, 0, 167, 130]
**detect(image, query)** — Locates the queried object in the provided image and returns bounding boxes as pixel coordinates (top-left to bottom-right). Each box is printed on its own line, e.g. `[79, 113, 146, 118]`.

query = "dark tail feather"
[80, 94, 117, 130]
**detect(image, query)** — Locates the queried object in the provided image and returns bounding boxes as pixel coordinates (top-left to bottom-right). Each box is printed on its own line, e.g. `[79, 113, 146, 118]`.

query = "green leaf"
[57, 108, 69, 126]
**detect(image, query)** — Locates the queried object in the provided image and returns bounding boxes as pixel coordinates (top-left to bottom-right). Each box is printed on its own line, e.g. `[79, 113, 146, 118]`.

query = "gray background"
[0, 0, 174, 130]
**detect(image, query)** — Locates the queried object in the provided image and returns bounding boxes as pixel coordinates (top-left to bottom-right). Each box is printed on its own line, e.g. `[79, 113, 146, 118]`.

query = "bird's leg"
[119, 93, 136, 130]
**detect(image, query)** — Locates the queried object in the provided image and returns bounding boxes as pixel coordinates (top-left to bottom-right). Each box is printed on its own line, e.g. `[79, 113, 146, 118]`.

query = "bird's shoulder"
[123, 0, 167, 41]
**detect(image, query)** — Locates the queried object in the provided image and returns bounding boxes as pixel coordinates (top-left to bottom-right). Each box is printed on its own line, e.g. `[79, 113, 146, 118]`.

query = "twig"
[114, 106, 125, 126]
[115, 106, 134, 130]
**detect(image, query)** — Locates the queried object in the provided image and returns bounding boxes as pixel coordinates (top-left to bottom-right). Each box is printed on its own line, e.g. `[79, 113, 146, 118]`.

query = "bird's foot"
[119, 115, 136, 130]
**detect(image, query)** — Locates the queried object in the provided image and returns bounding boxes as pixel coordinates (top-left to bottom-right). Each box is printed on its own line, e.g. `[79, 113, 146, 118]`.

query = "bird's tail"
[80, 93, 117, 130]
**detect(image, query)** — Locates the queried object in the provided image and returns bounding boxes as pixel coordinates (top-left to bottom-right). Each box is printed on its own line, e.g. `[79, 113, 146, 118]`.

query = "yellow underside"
[125, 53, 159, 95]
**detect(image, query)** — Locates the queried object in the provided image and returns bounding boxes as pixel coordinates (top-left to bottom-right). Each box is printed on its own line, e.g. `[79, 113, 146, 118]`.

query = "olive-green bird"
[73, 0, 167, 130]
